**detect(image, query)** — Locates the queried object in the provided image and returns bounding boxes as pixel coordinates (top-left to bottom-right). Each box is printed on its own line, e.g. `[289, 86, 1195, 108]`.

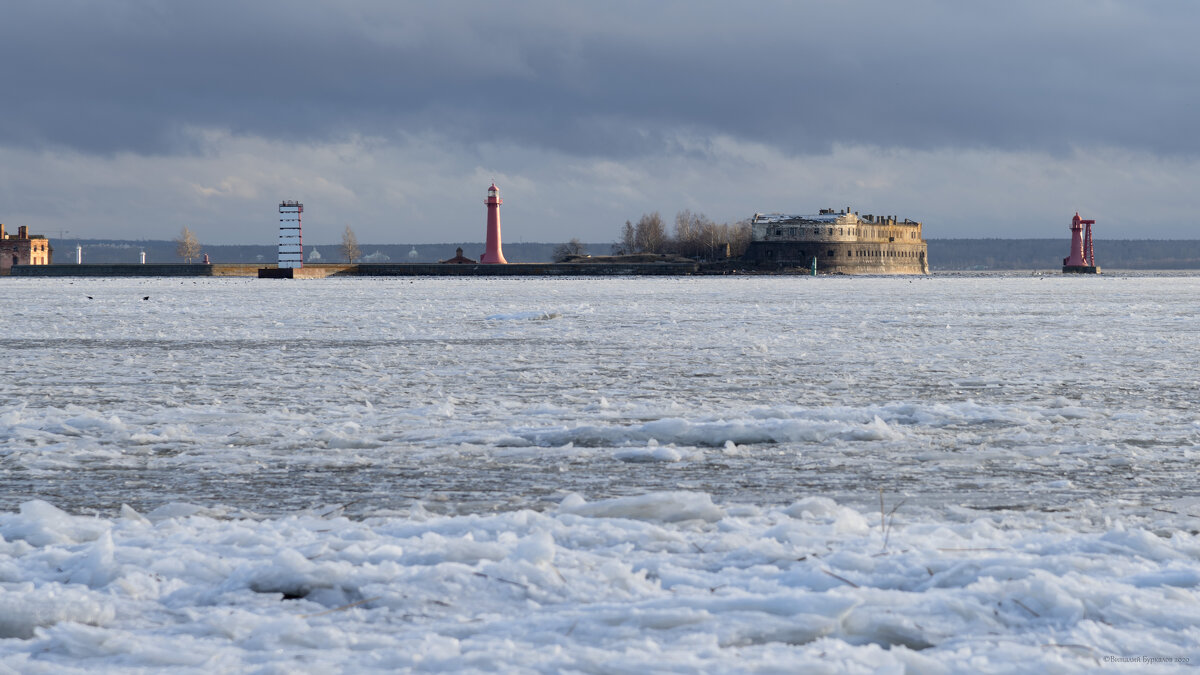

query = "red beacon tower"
[480, 182, 507, 264]
[1062, 212, 1100, 274]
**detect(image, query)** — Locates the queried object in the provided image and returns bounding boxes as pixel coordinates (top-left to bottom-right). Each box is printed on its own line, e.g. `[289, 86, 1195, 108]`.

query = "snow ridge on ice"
[2, 495, 1199, 671]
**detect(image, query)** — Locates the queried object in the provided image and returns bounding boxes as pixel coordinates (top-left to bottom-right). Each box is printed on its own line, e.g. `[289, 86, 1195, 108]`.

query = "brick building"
[0, 224, 52, 273]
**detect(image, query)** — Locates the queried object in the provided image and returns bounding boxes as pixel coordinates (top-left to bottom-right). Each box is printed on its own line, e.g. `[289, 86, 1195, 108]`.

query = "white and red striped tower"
[278, 201, 303, 269]
[480, 183, 507, 264]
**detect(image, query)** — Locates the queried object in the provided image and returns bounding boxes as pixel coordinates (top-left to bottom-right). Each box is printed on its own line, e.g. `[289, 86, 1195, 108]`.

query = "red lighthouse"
[1062, 212, 1100, 274]
[480, 182, 507, 264]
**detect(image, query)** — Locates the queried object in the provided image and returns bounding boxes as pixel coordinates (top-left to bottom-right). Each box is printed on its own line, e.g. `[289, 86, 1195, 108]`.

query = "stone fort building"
[0, 224, 52, 273]
[743, 208, 928, 274]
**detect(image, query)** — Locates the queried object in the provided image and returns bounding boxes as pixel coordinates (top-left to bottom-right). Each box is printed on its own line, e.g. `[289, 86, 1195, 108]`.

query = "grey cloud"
[2, 1, 1198, 158]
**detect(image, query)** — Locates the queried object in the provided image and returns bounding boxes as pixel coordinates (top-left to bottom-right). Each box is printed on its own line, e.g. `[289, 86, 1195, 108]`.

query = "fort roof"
[752, 212, 920, 226]
[753, 213, 842, 224]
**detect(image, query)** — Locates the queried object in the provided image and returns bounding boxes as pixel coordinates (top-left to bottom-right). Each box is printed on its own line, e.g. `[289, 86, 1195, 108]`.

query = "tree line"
[612, 210, 752, 259]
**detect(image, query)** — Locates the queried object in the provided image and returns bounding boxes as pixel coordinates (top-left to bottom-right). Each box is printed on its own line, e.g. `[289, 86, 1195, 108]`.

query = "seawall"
[346, 262, 699, 276]
[10, 264, 220, 277]
[10, 261, 701, 278]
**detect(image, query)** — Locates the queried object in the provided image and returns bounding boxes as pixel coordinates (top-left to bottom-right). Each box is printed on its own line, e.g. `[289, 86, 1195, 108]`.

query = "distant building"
[743, 207, 928, 274]
[440, 247, 476, 264]
[0, 224, 52, 273]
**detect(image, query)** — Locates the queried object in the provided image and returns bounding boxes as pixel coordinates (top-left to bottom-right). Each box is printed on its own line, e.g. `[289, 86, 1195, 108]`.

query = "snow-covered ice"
[1, 273, 1198, 671]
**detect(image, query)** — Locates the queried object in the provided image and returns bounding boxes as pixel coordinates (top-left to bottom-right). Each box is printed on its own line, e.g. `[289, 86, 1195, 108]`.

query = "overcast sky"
[2, 1, 1199, 244]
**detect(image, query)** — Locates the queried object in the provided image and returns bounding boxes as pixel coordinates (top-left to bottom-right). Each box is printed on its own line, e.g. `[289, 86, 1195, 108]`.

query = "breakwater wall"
[10, 264, 220, 277]
[348, 262, 699, 276]
[10, 261, 700, 278]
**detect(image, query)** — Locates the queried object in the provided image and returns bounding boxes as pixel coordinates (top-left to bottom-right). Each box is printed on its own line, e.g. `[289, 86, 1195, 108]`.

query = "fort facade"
[743, 208, 928, 274]
[0, 224, 52, 273]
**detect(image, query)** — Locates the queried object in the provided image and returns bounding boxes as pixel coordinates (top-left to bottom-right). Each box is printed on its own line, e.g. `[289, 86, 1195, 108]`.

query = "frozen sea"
[1, 273, 1198, 672]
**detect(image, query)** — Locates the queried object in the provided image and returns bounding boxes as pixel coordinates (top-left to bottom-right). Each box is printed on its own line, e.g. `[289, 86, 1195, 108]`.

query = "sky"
[2, 0, 1199, 244]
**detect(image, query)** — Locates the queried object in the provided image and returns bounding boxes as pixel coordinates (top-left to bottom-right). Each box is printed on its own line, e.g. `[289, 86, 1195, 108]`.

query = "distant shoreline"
[27, 238, 1200, 270]
[8, 262, 1199, 279]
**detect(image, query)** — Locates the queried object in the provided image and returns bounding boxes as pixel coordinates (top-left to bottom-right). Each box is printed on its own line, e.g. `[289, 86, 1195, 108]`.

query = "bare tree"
[175, 227, 200, 263]
[634, 212, 666, 253]
[673, 209, 698, 256]
[674, 209, 720, 258]
[553, 238, 586, 262]
[698, 218, 726, 259]
[341, 225, 361, 263]
[613, 220, 637, 255]
[728, 219, 753, 257]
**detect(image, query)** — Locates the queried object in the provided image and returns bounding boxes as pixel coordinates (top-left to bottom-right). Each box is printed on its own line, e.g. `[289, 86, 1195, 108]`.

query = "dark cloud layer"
[2, 0, 1198, 158]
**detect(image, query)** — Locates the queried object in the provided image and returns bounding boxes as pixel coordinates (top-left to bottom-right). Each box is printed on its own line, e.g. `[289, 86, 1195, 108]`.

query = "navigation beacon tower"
[480, 182, 507, 264]
[278, 201, 304, 269]
[1062, 212, 1100, 274]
